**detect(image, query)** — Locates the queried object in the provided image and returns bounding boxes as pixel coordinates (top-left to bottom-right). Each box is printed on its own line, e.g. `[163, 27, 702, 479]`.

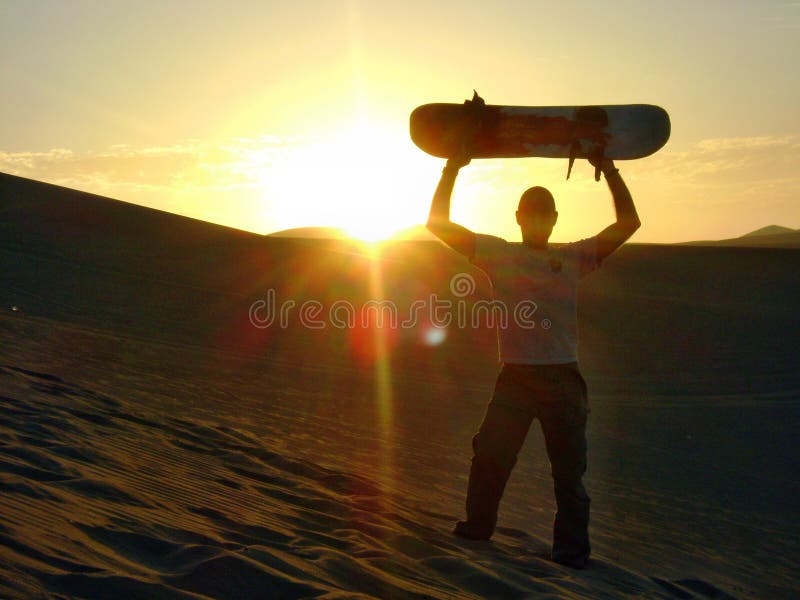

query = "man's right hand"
[445, 148, 472, 172]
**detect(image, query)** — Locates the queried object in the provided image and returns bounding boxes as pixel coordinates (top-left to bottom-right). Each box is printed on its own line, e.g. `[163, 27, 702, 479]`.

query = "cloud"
[642, 134, 800, 189]
[694, 135, 798, 152]
[0, 136, 290, 194]
[8, 132, 792, 202]
[0, 136, 306, 232]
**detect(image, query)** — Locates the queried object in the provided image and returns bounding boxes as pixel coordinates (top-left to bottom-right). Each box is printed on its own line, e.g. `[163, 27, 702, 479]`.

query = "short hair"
[518, 186, 555, 214]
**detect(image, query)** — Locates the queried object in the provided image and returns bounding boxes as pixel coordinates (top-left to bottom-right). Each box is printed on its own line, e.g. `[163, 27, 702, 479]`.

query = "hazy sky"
[1, 1, 798, 242]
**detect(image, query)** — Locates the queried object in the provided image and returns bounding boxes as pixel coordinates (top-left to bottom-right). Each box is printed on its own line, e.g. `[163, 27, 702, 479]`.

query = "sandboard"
[410, 93, 670, 178]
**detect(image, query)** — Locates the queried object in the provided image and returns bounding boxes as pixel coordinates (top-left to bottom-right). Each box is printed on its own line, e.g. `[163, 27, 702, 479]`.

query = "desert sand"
[1, 172, 798, 598]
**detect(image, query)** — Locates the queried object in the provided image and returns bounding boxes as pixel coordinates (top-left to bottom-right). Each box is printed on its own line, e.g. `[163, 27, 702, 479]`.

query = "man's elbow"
[621, 216, 641, 234]
[610, 217, 641, 243]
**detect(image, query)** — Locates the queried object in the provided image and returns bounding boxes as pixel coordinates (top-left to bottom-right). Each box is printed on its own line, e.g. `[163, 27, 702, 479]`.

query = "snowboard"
[410, 92, 670, 179]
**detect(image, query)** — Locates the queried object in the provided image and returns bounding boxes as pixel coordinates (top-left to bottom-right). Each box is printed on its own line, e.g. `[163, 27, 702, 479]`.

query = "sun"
[263, 120, 433, 242]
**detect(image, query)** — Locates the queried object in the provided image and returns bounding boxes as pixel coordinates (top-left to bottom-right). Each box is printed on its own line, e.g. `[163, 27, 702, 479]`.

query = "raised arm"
[593, 158, 641, 262]
[426, 153, 477, 258]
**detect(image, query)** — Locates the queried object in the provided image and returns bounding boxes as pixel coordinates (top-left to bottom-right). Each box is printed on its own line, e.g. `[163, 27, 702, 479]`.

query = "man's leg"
[455, 366, 534, 540]
[539, 366, 591, 567]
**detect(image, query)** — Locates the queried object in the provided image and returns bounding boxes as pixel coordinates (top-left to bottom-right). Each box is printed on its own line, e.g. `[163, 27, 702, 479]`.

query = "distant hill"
[741, 225, 796, 238]
[683, 225, 800, 248]
[267, 224, 437, 242]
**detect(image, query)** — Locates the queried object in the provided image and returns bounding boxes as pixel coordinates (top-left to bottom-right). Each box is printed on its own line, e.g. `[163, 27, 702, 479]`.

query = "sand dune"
[0, 315, 752, 599]
[1, 172, 798, 598]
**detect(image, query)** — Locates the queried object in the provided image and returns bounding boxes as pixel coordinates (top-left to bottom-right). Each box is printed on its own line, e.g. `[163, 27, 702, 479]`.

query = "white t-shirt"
[470, 234, 600, 365]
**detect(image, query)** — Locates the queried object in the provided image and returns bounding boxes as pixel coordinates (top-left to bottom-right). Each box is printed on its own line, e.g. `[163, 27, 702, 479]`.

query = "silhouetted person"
[426, 150, 640, 569]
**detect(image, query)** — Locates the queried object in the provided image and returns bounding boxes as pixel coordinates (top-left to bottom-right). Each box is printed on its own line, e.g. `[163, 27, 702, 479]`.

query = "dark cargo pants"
[459, 362, 591, 565]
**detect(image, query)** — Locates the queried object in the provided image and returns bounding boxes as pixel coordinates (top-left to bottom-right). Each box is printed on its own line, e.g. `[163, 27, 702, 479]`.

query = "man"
[426, 151, 640, 569]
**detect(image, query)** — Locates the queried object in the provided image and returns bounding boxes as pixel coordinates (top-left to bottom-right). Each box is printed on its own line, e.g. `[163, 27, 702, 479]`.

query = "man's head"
[516, 186, 558, 248]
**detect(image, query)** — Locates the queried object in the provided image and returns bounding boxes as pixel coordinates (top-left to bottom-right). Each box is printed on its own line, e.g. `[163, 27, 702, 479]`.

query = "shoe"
[552, 554, 589, 570]
[453, 520, 492, 541]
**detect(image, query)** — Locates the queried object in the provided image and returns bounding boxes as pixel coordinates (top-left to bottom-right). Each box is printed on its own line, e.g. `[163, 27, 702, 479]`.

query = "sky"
[1, 0, 798, 243]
